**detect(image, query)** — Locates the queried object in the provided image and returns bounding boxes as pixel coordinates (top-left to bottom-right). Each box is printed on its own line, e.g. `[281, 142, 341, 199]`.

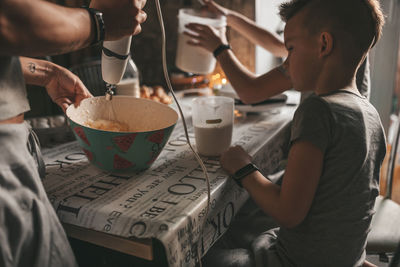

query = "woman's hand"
[44, 64, 93, 112]
[184, 23, 228, 53]
[20, 57, 93, 112]
[220, 146, 252, 175]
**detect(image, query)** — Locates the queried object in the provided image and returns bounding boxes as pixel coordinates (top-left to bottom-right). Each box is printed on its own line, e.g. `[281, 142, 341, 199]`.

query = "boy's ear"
[319, 32, 333, 57]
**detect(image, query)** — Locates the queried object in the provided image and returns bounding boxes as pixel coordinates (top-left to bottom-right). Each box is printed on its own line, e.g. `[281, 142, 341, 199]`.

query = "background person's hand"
[220, 146, 252, 175]
[90, 0, 148, 40]
[184, 23, 228, 53]
[203, 0, 231, 17]
[44, 64, 93, 113]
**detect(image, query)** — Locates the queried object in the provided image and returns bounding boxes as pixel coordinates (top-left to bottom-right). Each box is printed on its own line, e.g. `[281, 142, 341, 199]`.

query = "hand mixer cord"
[155, 1, 211, 266]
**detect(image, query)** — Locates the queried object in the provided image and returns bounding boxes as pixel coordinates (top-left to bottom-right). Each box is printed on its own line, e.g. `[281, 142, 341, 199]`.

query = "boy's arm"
[204, 0, 287, 58]
[221, 141, 323, 228]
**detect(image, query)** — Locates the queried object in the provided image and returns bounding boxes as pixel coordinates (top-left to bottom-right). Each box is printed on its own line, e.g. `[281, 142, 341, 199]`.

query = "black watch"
[83, 7, 105, 46]
[231, 163, 260, 187]
[213, 44, 231, 58]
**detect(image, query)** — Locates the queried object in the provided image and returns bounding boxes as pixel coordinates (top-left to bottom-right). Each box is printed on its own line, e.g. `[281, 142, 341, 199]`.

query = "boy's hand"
[44, 63, 93, 113]
[220, 146, 252, 175]
[184, 23, 228, 53]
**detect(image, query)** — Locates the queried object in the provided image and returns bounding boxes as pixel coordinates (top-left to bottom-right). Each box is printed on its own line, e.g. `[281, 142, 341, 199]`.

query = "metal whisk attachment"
[105, 83, 115, 101]
[105, 83, 118, 121]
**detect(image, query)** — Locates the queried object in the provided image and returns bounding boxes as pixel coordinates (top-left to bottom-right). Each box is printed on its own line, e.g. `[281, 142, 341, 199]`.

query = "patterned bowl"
[66, 96, 178, 173]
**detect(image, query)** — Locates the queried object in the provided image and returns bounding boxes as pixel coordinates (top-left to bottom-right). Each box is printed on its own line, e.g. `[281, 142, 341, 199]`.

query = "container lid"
[178, 8, 226, 28]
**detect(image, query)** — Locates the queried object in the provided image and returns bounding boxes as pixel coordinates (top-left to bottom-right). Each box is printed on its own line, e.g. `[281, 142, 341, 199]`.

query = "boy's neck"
[313, 62, 359, 96]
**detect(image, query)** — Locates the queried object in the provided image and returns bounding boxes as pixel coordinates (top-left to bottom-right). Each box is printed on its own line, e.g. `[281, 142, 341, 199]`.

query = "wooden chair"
[367, 115, 400, 261]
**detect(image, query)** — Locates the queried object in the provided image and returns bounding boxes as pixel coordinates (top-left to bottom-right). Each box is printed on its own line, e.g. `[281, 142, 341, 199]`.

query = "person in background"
[206, 0, 386, 266]
[186, 0, 371, 101]
[0, 0, 147, 266]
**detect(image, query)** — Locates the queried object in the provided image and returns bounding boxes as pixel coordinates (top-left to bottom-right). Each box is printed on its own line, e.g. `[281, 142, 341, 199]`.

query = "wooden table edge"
[63, 223, 154, 261]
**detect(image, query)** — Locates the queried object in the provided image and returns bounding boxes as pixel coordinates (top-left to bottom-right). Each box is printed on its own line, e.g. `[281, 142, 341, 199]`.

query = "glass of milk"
[192, 96, 234, 156]
[175, 8, 226, 75]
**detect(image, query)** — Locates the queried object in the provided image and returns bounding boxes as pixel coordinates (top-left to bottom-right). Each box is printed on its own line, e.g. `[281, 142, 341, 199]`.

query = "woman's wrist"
[42, 61, 59, 87]
[20, 57, 55, 87]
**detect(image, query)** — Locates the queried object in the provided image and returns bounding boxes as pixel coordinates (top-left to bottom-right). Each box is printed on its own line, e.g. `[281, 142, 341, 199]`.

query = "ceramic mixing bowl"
[66, 96, 178, 173]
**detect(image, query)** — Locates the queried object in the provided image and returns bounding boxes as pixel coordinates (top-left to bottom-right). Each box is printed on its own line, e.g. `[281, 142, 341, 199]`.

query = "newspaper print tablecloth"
[42, 105, 296, 267]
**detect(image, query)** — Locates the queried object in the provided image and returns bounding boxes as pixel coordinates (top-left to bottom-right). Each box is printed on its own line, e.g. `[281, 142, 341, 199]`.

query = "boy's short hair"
[279, 0, 384, 65]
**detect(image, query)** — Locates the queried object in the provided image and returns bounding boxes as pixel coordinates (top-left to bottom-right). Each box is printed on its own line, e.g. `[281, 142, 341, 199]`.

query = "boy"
[211, 0, 386, 266]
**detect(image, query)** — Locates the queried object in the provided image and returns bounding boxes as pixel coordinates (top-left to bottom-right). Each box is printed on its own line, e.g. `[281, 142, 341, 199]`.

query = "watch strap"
[213, 44, 231, 58]
[231, 163, 260, 187]
[83, 7, 105, 46]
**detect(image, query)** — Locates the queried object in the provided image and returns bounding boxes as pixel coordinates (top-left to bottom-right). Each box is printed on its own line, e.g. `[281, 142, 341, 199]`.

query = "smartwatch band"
[83, 7, 105, 46]
[213, 44, 231, 58]
[231, 163, 260, 187]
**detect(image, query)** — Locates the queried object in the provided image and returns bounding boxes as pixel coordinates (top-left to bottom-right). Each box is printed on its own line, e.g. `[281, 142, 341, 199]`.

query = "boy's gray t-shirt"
[277, 90, 386, 267]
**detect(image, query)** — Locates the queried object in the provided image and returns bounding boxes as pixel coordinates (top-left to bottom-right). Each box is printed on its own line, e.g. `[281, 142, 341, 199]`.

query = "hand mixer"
[101, 0, 205, 93]
[101, 36, 132, 122]
[102, 36, 132, 100]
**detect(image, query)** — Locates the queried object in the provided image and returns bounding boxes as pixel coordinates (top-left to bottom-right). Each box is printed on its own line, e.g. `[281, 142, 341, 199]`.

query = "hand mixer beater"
[101, 36, 132, 120]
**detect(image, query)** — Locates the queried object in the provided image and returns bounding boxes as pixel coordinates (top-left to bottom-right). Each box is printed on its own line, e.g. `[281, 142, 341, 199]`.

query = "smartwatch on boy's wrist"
[231, 163, 260, 187]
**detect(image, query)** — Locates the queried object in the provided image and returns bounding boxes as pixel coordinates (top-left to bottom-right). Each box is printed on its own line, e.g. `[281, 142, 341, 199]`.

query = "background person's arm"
[227, 11, 287, 58]
[0, 0, 147, 57]
[204, 0, 287, 58]
[185, 23, 292, 104]
[216, 50, 292, 103]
